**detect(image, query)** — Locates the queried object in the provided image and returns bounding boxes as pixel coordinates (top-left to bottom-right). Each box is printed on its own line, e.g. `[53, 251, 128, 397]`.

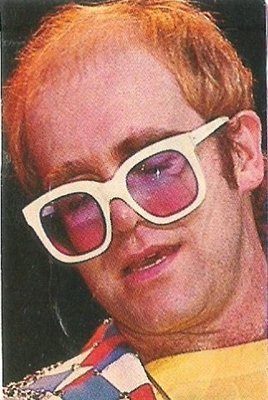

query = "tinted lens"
[40, 193, 106, 256]
[126, 150, 198, 217]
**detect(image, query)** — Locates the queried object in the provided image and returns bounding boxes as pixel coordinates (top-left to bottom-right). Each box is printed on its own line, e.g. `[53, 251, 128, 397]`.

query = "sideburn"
[216, 124, 238, 190]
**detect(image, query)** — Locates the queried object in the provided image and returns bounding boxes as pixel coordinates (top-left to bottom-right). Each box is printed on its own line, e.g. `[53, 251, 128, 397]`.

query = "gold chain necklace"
[146, 370, 173, 400]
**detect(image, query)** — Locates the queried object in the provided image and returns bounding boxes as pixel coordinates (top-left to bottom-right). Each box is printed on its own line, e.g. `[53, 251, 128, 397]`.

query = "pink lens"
[41, 193, 106, 256]
[126, 151, 198, 217]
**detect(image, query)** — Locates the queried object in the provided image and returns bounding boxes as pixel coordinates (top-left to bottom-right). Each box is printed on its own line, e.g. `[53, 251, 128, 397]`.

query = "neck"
[116, 207, 267, 363]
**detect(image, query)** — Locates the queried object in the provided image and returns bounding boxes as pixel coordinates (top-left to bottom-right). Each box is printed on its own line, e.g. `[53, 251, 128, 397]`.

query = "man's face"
[26, 47, 244, 335]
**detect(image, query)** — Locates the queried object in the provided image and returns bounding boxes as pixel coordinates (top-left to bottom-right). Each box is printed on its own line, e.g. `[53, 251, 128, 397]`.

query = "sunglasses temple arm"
[190, 117, 229, 146]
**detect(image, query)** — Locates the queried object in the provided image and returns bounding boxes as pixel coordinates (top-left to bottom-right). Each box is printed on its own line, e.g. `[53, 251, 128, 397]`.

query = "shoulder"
[3, 319, 156, 399]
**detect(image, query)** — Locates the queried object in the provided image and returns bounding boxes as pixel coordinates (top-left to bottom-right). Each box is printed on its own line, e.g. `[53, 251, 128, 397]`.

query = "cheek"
[194, 142, 243, 259]
[195, 180, 242, 263]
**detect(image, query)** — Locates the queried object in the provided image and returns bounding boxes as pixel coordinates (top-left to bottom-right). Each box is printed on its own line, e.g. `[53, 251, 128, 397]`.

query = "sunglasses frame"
[23, 116, 229, 264]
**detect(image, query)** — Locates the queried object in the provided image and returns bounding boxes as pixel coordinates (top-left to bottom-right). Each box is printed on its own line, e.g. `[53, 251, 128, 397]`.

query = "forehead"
[26, 47, 204, 184]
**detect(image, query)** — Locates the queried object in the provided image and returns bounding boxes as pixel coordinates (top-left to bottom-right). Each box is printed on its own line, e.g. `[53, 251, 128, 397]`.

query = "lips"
[122, 244, 180, 280]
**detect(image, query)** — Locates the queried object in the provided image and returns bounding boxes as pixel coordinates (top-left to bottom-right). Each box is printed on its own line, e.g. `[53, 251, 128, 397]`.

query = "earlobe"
[230, 110, 264, 194]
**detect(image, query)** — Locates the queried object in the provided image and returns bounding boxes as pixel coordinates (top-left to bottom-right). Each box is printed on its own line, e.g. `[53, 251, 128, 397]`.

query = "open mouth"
[122, 245, 180, 280]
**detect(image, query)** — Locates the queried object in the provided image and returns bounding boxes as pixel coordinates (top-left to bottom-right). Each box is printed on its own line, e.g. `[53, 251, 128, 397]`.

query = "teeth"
[124, 251, 171, 276]
[138, 254, 167, 271]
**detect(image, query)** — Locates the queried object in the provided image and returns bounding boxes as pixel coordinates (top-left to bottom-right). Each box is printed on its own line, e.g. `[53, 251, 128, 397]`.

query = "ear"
[230, 110, 264, 194]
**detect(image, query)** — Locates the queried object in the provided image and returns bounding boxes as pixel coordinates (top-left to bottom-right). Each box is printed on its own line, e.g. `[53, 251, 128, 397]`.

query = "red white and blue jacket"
[4, 319, 157, 400]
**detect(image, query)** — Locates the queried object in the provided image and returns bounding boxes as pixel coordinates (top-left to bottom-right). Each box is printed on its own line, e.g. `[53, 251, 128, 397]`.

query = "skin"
[25, 47, 267, 362]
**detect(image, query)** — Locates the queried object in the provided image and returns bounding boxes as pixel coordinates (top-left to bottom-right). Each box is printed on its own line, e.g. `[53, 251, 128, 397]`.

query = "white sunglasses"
[23, 116, 229, 264]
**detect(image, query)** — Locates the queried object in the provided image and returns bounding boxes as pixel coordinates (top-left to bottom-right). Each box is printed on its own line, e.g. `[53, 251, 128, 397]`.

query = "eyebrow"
[43, 159, 101, 190]
[44, 127, 184, 190]
[114, 127, 184, 160]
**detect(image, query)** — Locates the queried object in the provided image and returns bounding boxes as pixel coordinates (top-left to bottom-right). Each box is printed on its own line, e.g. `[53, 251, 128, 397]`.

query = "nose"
[110, 199, 140, 233]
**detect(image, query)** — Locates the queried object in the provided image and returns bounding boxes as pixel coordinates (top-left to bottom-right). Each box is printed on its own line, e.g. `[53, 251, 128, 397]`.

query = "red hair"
[4, 0, 254, 194]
